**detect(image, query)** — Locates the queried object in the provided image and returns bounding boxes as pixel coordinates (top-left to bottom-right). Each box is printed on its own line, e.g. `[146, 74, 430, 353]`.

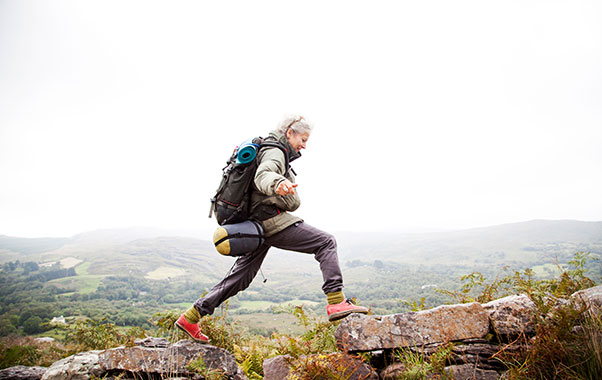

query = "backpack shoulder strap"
[258, 137, 290, 175]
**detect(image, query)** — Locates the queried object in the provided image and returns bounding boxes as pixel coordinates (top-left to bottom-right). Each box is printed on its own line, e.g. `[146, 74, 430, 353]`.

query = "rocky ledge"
[326, 284, 602, 379]
[0, 337, 247, 380]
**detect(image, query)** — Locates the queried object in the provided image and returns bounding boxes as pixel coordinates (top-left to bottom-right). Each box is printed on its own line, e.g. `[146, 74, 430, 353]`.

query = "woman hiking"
[175, 115, 368, 343]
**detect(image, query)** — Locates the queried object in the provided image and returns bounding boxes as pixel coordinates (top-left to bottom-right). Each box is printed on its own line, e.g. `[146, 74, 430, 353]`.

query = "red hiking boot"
[327, 299, 369, 321]
[174, 314, 209, 343]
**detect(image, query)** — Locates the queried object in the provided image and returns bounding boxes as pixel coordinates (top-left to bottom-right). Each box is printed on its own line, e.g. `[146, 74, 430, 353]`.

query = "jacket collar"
[269, 130, 302, 162]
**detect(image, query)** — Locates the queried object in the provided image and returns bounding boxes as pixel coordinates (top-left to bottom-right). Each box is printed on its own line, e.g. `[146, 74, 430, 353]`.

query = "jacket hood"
[269, 130, 302, 162]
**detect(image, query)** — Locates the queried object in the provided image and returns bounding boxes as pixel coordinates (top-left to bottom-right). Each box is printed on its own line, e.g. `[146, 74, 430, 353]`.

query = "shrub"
[272, 305, 337, 358]
[233, 338, 275, 380]
[287, 352, 369, 380]
[150, 302, 245, 352]
[498, 301, 602, 380]
[0, 344, 39, 369]
[437, 252, 598, 307]
[149, 309, 181, 340]
[581, 311, 602, 378]
[187, 355, 226, 380]
[0, 336, 68, 369]
[393, 343, 453, 380]
[436, 270, 513, 304]
[198, 304, 245, 353]
[23, 316, 44, 335]
[64, 317, 146, 351]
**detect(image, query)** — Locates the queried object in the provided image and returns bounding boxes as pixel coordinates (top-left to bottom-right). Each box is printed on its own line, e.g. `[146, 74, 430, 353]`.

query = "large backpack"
[209, 136, 289, 226]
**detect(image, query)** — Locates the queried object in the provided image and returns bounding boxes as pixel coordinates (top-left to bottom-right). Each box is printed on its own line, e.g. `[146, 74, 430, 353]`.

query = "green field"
[233, 312, 307, 335]
[75, 262, 91, 275]
[145, 266, 188, 280]
[237, 299, 320, 312]
[47, 262, 104, 294]
[48, 275, 103, 294]
[532, 263, 564, 278]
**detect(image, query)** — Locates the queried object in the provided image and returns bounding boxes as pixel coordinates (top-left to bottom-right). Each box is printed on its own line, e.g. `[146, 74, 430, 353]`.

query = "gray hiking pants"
[194, 221, 344, 316]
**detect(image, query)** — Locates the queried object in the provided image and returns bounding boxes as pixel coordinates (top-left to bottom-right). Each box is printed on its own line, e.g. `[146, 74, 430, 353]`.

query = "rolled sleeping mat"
[213, 220, 264, 256]
[235, 140, 260, 164]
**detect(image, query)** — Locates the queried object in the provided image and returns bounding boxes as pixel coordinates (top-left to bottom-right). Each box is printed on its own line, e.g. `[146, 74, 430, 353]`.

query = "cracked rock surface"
[335, 302, 490, 351]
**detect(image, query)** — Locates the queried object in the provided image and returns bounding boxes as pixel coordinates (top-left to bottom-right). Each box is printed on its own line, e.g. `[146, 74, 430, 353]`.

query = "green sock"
[183, 306, 201, 324]
[327, 291, 345, 305]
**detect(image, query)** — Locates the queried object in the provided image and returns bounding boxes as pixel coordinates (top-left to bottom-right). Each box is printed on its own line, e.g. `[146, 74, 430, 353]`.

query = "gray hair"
[276, 115, 313, 135]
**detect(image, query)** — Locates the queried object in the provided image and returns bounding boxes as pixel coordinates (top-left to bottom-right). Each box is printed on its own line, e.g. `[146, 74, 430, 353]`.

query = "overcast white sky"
[1, 0, 601, 238]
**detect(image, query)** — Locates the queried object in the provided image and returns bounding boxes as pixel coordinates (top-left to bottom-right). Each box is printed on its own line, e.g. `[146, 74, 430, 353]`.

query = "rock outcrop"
[330, 285, 602, 380]
[41, 350, 103, 380]
[0, 365, 47, 380]
[100, 340, 242, 377]
[335, 302, 490, 352]
[41, 338, 246, 380]
[262, 355, 293, 380]
[445, 364, 501, 380]
[262, 353, 378, 380]
[571, 284, 602, 314]
[482, 294, 536, 337]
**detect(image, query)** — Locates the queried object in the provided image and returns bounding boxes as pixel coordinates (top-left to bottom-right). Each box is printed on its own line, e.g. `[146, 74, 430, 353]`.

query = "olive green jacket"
[251, 130, 303, 237]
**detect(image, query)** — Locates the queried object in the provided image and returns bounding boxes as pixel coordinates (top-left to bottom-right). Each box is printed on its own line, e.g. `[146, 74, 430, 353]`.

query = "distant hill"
[71, 227, 205, 245]
[337, 220, 602, 266]
[0, 235, 72, 256]
[2, 219, 601, 279]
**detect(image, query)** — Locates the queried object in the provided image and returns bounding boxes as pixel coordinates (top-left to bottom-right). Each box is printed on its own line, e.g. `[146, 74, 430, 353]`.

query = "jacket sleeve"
[275, 192, 301, 212]
[254, 148, 301, 211]
[254, 148, 288, 196]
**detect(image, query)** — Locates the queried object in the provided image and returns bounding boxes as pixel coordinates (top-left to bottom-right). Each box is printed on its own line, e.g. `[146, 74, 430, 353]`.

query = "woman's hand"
[276, 179, 298, 196]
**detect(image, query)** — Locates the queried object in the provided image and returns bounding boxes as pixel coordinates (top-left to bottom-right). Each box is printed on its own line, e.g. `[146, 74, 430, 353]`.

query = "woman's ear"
[286, 128, 294, 139]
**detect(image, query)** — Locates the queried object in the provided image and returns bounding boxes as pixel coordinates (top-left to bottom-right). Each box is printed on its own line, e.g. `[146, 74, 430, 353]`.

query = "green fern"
[187, 356, 226, 380]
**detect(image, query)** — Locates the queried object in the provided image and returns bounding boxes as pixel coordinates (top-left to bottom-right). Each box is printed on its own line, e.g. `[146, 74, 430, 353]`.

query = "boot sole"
[328, 309, 368, 322]
[174, 321, 210, 344]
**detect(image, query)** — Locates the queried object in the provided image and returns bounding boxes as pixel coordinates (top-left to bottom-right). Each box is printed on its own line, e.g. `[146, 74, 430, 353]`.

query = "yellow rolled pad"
[213, 227, 231, 255]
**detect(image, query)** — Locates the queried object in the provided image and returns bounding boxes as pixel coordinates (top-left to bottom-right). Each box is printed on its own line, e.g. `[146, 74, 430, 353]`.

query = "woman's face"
[286, 129, 310, 153]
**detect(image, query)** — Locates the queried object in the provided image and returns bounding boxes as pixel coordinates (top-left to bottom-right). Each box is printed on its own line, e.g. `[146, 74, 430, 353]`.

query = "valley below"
[1, 219, 601, 337]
